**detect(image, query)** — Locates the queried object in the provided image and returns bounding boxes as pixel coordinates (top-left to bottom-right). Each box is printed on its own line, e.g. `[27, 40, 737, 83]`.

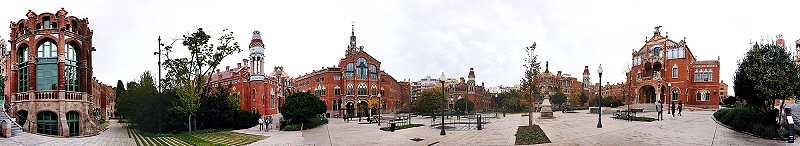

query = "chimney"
[226, 66, 230, 71]
[557, 71, 562, 76]
[237, 63, 242, 68]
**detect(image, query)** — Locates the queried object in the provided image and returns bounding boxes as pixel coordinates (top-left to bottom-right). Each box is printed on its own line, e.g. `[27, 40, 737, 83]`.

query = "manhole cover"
[410, 138, 425, 142]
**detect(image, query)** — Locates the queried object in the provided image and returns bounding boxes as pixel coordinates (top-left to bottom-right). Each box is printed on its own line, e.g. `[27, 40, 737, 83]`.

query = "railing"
[13, 92, 29, 101]
[65, 91, 82, 101]
[15, 112, 34, 132]
[35, 91, 57, 100]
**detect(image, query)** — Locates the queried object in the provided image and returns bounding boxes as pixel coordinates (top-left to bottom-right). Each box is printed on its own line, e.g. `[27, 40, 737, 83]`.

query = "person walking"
[656, 101, 663, 121]
[671, 101, 676, 118]
[678, 101, 683, 116]
[258, 117, 264, 131]
[267, 116, 273, 132]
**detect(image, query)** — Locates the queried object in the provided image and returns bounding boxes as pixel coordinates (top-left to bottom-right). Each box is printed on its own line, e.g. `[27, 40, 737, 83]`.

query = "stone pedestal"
[539, 96, 554, 119]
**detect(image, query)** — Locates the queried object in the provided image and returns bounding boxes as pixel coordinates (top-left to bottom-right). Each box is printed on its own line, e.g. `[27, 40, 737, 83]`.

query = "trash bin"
[390, 120, 396, 132]
[326, 113, 330, 118]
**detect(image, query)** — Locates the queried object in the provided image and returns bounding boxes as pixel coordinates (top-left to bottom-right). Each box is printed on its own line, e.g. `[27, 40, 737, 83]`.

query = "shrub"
[714, 108, 781, 138]
[612, 115, 656, 122]
[380, 124, 424, 131]
[514, 125, 550, 145]
[283, 117, 328, 131]
[284, 124, 302, 131]
[723, 96, 737, 105]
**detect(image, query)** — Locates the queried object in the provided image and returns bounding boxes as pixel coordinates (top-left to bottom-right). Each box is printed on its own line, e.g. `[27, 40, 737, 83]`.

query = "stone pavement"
[0, 119, 134, 146]
[240, 110, 790, 146]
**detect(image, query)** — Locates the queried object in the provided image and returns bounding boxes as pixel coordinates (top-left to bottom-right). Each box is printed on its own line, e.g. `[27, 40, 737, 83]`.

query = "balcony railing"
[12, 91, 88, 102]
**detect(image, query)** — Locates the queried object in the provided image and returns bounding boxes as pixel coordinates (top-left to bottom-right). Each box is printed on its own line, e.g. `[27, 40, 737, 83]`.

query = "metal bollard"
[788, 115, 795, 143]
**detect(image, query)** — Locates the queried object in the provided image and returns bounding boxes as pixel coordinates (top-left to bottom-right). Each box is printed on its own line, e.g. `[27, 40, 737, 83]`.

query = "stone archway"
[345, 102, 355, 118]
[639, 85, 656, 103]
[16, 110, 28, 127]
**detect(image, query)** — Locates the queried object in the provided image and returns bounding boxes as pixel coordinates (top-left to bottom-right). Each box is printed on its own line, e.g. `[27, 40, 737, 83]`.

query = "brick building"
[536, 62, 586, 106]
[207, 31, 292, 116]
[626, 26, 721, 107]
[442, 68, 495, 112]
[292, 26, 407, 118]
[6, 8, 101, 137]
[90, 78, 115, 120]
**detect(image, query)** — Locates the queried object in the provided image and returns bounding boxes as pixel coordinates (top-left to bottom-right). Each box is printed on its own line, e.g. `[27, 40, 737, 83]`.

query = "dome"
[249, 30, 265, 54]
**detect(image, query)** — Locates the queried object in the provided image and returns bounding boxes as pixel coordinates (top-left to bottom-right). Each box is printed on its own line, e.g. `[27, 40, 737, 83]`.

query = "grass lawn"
[514, 125, 551, 145]
[127, 128, 190, 146]
[195, 131, 267, 146]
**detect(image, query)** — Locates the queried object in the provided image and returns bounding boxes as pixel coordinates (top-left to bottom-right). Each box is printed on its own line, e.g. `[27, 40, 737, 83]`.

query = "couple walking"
[258, 116, 273, 131]
[655, 100, 683, 120]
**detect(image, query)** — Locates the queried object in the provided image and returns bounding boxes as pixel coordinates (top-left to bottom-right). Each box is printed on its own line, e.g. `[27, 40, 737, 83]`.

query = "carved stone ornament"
[58, 53, 66, 62]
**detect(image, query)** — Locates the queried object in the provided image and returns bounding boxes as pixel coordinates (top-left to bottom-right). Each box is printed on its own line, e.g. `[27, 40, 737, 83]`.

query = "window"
[321, 86, 326, 96]
[345, 63, 354, 78]
[693, 69, 713, 82]
[37, 111, 59, 136]
[696, 92, 702, 101]
[334, 86, 341, 95]
[372, 85, 377, 95]
[270, 92, 275, 109]
[66, 111, 79, 136]
[636, 71, 641, 79]
[380, 88, 385, 96]
[672, 90, 678, 101]
[704, 92, 711, 101]
[334, 76, 341, 80]
[18, 45, 29, 92]
[356, 58, 368, 79]
[332, 100, 337, 110]
[37, 41, 58, 90]
[653, 47, 661, 57]
[370, 64, 377, 80]
[347, 84, 353, 95]
[672, 65, 678, 78]
[358, 83, 367, 95]
[66, 44, 79, 91]
[42, 17, 51, 29]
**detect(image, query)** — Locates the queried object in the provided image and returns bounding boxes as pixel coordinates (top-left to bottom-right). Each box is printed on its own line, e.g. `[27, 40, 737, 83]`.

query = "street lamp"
[378, 93, 381, 126]
[439, 72, 447, 135]
[597, 64, 603, 128]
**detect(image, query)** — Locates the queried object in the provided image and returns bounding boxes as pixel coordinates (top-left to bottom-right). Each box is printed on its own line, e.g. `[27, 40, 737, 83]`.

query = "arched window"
[321, 86, 327, 96]
[358, 83, 367, 95]
[672, 90, 678, 101]
[347, 84, 353, 95]
[345, 63, 354, 78]
[18, 45, 29, 92]
[36, 111, 59, 135]
[672, 64, 678, 78]
[704, 92, 711, 101]
[37, 41, 58, 90]
[696, 92, 702, 101]
[356, 58, 368, 79]
[369, 64, 377, 80]
[371, 85, 377, 95]
[42, 16, 51, 29]
[66, 43, 79, 91]
[71, 20, 78, 33]
[270, 88, 275, 109]
[334, 86, 341, 95]
[652, 47, 661, 57]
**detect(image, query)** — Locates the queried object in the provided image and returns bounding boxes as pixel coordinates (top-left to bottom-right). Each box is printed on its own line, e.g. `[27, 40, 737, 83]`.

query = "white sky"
[3, 0, 800, 95]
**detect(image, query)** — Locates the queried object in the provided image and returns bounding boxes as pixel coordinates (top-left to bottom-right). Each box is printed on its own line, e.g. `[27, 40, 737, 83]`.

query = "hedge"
[284, 117, 328, 131]
[713, 108, 780, 138]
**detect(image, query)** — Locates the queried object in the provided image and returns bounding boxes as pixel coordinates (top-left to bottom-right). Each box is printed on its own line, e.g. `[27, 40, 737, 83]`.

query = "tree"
[578, 93, 589, 106]
[568, 93, 581, 106]
[723, 96, 737, 105]
[503, 96, 522, 112]
[416, 88, 445, 115]
[454, 98, 475, 113]
[161, 28, 242, 135]
[734, 41, 800, 113]
[496, 90, 521, 111]
[520, 43, 542, 126]
[550, 92, 568, 107]
[280, 91, 326, 122]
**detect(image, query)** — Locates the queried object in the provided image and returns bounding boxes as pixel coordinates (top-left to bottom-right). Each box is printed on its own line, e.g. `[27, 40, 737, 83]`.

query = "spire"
[349, 21, 357, 49]
[545, 61, 549, 73]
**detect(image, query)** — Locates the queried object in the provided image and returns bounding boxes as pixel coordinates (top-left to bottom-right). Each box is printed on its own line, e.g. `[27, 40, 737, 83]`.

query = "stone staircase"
[0, 109, 24, 138]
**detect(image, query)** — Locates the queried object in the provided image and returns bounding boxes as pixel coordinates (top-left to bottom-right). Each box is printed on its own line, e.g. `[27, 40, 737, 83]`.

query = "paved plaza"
[0, 110, 793, 145]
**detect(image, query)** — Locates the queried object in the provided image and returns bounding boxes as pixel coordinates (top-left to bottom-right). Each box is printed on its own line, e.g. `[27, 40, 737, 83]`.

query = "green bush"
[722, 96, 737, 105]
[514, 125, 551, 145]
[714, 108, 780, 138]
[284, 117, 328, 131]
[380, 124, 424, 131]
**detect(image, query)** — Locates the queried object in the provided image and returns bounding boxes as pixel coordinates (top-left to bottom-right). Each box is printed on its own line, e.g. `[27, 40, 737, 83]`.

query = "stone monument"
[539, 96, 554, 119]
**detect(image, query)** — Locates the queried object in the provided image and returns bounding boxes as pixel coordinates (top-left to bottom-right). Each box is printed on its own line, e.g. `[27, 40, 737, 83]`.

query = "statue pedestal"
[539, 96, 555, 119]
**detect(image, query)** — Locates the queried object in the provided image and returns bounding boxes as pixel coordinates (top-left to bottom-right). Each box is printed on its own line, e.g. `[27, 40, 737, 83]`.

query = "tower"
[467, 68, 475, 85]
[582, 66, 590, 87]
[249, 30, 266, 81]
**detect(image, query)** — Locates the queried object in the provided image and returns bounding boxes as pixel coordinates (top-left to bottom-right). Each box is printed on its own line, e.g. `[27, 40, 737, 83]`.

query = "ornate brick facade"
[442, 68, 494, 112]
[626, 26, 721, 108]
[292, 26, 407, 117]
[7, 8, 100, 137]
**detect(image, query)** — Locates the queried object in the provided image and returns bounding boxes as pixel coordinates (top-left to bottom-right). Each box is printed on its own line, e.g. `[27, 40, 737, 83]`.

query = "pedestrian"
[671, 101, 676, 117]
[678, 100, 683, 116]
[667, 101, 671, 114]
[343, 114, 347, 122]
[655, 101, 663, 121]
[264, 116, 272, 132]
[261, 117, 266, 131]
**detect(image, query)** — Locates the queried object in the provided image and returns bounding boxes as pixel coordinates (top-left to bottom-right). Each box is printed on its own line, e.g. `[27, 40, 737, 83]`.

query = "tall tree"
[280, 91, 326, 122]
[579, 93, 589, 106]
[416, 88, 445, 115]
[734, 41, 800, 112]
[550, 92, 568, 108]
[520, 43, 542, 126]
[496, 90, 521, 111]
[161, 28, 242, 135]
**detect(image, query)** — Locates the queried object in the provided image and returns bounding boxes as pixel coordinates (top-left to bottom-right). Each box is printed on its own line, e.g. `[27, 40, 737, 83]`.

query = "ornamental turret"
[249, 30, 265, 81]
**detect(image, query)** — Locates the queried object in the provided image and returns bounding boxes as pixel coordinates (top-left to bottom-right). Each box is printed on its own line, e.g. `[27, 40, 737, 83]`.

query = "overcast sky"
[3, 1, 800, 95]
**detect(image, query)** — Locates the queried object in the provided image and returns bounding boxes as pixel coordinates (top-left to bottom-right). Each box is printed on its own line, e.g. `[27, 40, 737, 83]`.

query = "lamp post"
[597, 64, 603, 128]
[378, 93, 381, 126]
[439, 72, 446, 135]
[628, 75, 633, 121]
[155, 36, 164, 134]
[668, 82, 672, 103]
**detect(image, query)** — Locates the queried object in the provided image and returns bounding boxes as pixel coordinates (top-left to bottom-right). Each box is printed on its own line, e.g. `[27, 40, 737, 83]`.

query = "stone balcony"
[12, 91, 91, 103]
